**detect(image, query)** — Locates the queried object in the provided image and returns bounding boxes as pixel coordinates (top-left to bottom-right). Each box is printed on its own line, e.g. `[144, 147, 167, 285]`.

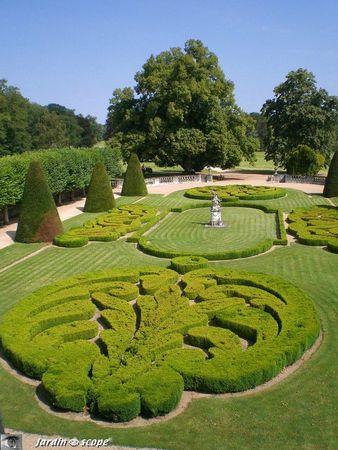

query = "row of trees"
[0, 79, 104, 156]
[0, 146, 122, 224]
[105, 40, 337, 176]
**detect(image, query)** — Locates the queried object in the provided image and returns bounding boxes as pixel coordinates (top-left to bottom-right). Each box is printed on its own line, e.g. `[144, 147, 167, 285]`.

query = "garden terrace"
[0, 266, 319, 422]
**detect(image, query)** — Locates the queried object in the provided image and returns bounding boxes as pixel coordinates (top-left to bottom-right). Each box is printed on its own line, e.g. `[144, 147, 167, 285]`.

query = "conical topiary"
[121, 153, 148, 196]
[323, 151, 338, 198]
[15, 161, 63, 243]
[84, 163, 116, 212]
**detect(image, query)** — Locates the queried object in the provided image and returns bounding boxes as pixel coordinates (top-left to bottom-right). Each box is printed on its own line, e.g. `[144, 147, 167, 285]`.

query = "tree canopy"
[0, 80, 104, 156]
[106, 39, 259, 171]
[261, 69, 338, 168]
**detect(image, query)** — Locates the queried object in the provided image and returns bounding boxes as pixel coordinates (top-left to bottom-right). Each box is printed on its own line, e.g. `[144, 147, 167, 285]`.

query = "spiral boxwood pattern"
[0, 266, 319, 422]
[184, 185, 286, 201]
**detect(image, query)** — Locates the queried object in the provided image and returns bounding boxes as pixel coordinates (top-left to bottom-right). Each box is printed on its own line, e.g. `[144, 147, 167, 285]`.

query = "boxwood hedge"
[0, 266, 320, 422]
[54, 204, 158, 247]
[287, 205, 338, 252]
[184, 185, 286, 201]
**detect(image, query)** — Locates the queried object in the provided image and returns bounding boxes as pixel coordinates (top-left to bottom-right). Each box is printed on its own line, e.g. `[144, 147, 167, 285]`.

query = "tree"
[249, 112, 268, 151]
[30, 108, 68, 149]
[323, 151, 338, 197]
[77, 114, 102, 147]
[285, 145, 324, 175]
[106, 40, 259, 171]
[84, 163, 116, 212]
[121, 153, 148, 196]
[261, 69, 338, 168]
[15, 161, 63, 243]
[0, 79, 31, 156]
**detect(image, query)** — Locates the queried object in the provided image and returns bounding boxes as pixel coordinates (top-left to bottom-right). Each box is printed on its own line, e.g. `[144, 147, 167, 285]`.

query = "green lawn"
[145, 207, 277, 255]
[0, 189, 337, 450]
[0, 242, 45, 270]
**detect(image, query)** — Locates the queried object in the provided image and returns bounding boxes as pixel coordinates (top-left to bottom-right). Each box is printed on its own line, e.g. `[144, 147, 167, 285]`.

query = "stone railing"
[113, 173, 207, 188]
[282, 174, 326, 185]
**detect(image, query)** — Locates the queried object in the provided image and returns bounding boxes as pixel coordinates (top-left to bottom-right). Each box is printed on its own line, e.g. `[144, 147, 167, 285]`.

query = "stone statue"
[206, 191, 225, 227]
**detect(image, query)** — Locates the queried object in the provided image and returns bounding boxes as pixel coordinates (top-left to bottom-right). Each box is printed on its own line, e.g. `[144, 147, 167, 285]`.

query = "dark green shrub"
[84, 163, 116, 212]
[323, 151, 338, 198]
[171, 256, 208, 273]
[15, 161, 63, 243]
[285, 145, 324, 175]
[121, 153, 148, 196]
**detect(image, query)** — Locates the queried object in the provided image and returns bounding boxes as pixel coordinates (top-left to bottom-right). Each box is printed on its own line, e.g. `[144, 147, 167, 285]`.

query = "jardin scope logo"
[1, 434, 22, 450]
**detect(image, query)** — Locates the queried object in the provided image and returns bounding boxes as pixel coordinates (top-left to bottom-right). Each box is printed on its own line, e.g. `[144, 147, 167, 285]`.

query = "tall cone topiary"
[84, 163, 116, 212]
[15, 161, 63, 243]
[323, 151, 338, 198]
[121, 153, 148, 196]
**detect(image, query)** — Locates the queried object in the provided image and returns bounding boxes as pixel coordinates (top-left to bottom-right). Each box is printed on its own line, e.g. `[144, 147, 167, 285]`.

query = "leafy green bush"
[84, 163, 116, 212]
[121, 153, 148, 196]
[285, 145, 324, 176]
[323, 151, 338, 198]
[171, 256, 208, 273]
[185, 185, 286, 201]
[287, 205, 338, 251]
[54, 204, 158, 247]
[15, 161, 63, 243]
[0, 266, 319, 421]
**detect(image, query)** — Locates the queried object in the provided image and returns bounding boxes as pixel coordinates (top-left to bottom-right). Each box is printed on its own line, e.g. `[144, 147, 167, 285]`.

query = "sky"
[1, 0, 337, 123]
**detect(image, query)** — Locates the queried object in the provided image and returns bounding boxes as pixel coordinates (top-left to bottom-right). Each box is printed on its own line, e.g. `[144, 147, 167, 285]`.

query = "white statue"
[207, 192, 225, 227]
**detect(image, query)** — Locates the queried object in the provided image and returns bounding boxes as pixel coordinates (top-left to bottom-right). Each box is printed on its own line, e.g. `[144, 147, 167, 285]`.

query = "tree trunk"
[70, 191, 75, 201]
[2, 206, 9, 225]
[57, 192, 62, 206]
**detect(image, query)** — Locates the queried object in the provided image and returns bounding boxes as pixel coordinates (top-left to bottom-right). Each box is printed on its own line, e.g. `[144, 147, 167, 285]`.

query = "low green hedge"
[170, 256, 208, 274]
[184, 185, 286, 201]
[126, 210, 170, 243]
[54, 204, 158, 247]
[0, 266, 319, 422]
[287, 205, 338, 251]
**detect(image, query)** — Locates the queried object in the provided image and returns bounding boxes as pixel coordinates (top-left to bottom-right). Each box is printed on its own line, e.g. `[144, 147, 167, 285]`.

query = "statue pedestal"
[205, 206, 225, 228]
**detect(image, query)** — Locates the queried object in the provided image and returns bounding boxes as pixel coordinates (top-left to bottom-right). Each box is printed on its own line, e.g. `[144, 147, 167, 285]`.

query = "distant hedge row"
[184, 185, 286, 201]
[0, 146, 123, 216]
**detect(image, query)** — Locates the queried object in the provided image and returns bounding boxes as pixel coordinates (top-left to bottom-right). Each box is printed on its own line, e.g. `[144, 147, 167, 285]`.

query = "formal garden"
[1, 33, 338, 449]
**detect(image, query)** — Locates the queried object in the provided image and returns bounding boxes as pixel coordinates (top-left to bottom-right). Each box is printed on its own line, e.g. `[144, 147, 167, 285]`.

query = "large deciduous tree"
[106, 40, 259, 171]
[261, 69, 338, 168]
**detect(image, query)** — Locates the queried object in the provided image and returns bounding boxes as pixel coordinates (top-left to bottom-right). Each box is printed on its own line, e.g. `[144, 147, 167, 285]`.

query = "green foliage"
[185, 185, 286, 201]
[0, 146, 122, 210]
[106, 40, 259, 171]
[287, 205, 338, 251]
[84, 163, 116, 212]
[261, 69, 337, 167]
[285, 145, 324, 175]
[170, 256, 208, 274]
[15, 161, 63, 243]
[323, 151, 338, 197]
[0, 266, 319, 422]
[0, 80, 104, 156]
[54, 204, 157, 247]
[121, 153, 148, 196]
[126, 210, 170, 243]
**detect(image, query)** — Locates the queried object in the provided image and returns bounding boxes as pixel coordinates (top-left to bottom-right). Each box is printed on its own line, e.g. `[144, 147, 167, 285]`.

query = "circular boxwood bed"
[287, 205, 338, 253]
[185, 185, 286, 201]
[0, 266, 319, 422]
